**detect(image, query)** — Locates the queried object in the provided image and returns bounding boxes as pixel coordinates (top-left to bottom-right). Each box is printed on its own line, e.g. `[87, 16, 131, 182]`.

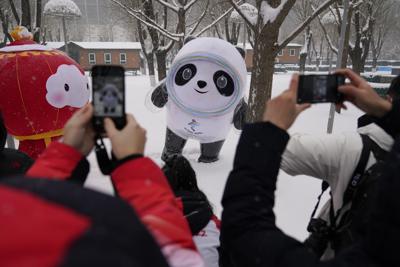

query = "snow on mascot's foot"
[0, 26, 90, 159]
[151, 37, 248, 163]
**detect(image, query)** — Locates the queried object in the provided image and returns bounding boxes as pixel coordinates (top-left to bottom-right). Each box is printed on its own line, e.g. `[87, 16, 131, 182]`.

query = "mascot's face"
[172, 60, 238, 112]
[101, 84, 120, 107]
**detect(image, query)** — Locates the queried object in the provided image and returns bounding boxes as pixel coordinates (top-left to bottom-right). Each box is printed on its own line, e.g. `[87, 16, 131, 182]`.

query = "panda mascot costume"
[152, 37, 248, 163]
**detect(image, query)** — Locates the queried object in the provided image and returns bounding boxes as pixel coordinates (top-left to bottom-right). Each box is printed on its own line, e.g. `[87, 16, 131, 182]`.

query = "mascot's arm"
[151, 81, 168, 108]
[233, 98, 248, 130]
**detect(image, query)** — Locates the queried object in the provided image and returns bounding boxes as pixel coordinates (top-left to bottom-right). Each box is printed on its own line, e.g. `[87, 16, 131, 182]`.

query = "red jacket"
[27, 142, 204, 267]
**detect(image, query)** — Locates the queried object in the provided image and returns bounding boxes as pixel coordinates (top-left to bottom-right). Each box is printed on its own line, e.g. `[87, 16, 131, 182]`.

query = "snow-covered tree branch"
[195, 6, 234, 37]
[278, 0, 338, 51]
[110, 0, 183, 42]
[229, 0, 256, 31]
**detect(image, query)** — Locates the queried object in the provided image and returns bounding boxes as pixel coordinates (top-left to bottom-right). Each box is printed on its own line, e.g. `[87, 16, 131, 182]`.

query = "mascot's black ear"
[236, 47, 246, 59]
[184, 36, 196, 45]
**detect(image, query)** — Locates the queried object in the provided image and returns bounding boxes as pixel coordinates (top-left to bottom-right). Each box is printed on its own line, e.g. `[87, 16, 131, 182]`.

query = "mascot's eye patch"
[87, 84, 89, 90]
[213, 71, 234, 97]
[175, 64, 197, 86]
[64, 83, 70, 92]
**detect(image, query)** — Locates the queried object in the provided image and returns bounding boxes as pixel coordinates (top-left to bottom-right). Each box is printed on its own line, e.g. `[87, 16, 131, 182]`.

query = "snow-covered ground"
[84, 73, 362, 242]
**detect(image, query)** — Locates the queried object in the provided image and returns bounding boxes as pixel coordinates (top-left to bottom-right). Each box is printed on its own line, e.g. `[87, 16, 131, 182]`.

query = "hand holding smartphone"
[92, 65, 126, 134]
[297, 74, 345, 104]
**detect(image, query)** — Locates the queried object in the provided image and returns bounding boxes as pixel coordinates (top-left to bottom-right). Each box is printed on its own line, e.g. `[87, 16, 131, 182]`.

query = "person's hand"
[263, 74, 311, 130]
[104, 114, 147, 160]
[336, 69, 392, 117]
[63, 104, 95, 156]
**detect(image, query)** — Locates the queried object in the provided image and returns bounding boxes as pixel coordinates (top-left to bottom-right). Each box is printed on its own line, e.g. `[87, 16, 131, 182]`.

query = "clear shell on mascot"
[151, 37, 248, 163]
[0, 27, 89, 159]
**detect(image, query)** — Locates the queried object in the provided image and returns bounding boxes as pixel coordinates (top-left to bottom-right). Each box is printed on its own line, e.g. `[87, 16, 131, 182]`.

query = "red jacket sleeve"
[111, 158, 204, 267]
[26, 142, 83, 180]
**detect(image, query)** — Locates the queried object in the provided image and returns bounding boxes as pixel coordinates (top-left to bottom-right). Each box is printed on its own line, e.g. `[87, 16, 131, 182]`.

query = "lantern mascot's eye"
[0, 26, 90, 159]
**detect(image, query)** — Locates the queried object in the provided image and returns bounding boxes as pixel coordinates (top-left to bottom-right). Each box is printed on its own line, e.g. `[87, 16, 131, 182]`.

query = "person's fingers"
[78, 104, 94, 125]
[125, 114, 138, 126]
[296, 103, 311, 114]
[338, 84, 359, 98]
[288, 74, 300, 98]
[335, 102, 348, 111]
[104, 118, 118, 137]
[335, 69, 363, 86]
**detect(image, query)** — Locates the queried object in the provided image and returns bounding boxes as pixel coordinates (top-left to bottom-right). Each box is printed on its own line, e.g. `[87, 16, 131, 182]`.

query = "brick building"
[244, 43, 302, 70]
[51, 42, 142, 71]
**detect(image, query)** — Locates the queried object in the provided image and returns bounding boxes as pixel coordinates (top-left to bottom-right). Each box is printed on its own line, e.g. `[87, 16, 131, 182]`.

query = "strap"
[341, 134, 372, 207]
[308, 181, 330, 222]
[94, 136, 113, 175]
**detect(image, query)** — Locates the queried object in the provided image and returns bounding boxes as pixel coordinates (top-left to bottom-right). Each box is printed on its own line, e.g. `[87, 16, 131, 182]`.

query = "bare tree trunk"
[34, 0, 42, 42]
[156, 51, 167, 81]
[62, 17, 69, 55]
[299, 26, 312, 73]
[148, 55, 156, 86]
[0, 7, 12, 47]
[177, 7, 185, 47]
[247, 26, 279, 123]
[340, 7, 352, 69]
[8, 0, 20, 24]
[21, 0, 32, 30]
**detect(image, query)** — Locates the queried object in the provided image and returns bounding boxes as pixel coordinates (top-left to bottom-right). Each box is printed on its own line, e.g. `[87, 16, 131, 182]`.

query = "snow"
[82, 73, 364, 242]
[321, 8, 343, 25]
[44, 42, 65, 49]
[44, 0, 82, 17]
[245, 43, 302, 50]
[230, 3, 259, 25]
[260, 0, 287, 26]
[70, 42, 142, 50]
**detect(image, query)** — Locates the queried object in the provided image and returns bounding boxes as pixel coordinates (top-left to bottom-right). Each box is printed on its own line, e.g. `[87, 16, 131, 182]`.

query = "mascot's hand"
[233, 98, 248, 130]
[151, 82, 168, 108]
[63, 104, 96, 156]
[104, 114, 147, 159]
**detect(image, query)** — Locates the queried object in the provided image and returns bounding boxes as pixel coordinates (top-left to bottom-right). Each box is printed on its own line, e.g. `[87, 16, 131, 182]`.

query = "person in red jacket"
[25, 104, 204, 267]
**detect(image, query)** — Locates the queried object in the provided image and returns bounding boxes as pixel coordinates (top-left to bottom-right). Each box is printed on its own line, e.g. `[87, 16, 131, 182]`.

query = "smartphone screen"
[297, 74, 345, 104]
[92, 65, 126, 133]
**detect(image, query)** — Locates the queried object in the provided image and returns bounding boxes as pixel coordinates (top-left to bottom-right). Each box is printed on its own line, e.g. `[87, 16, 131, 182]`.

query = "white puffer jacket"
[281, 122, 393, 260]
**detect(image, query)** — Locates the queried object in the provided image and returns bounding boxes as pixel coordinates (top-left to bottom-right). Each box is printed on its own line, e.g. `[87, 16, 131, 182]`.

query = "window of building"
[289, 49, 296, 56]
[278, 50, 283, 56]
[88, 53, 96, 64]
[120, 53, 127, 64]
[104, 53, 112, 64]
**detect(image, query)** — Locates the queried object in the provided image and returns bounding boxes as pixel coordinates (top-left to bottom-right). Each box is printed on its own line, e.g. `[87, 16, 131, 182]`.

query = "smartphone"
[92, 65, 126, 134]
[297, 74, 345, 104]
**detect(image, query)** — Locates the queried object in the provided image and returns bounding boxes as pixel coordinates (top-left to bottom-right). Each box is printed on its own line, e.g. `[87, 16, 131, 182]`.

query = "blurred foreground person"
[0, 114, 33, 178]
[281, 70, 396, 259]
[0, 105, 204, 267]
[221, 70, 399, 266]
[162, 155, 220, 267]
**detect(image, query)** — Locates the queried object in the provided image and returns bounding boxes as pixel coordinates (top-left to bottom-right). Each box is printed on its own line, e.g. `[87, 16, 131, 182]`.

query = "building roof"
[70, 42, 142, 50]
[243, 42, 303, 50]
[44, 42, 65, 49]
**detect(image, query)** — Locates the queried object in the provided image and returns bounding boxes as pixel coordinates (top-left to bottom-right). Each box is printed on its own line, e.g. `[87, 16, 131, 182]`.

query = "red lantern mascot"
[0, 26, 90, 159]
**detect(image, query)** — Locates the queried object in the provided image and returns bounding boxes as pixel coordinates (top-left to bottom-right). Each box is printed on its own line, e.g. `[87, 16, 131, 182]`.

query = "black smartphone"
[92, 65, 126, 134]
[297, 74, 345, 104]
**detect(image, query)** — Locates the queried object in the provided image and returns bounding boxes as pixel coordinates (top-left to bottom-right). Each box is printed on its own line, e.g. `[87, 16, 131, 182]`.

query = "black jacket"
[0, 114, 33, 178]
[220, 115, 400, 266]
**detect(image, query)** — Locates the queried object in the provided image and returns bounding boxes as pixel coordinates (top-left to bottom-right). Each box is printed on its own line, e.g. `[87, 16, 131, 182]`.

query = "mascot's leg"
[198, 140, 225, 163]
[161, 128, 187, 162]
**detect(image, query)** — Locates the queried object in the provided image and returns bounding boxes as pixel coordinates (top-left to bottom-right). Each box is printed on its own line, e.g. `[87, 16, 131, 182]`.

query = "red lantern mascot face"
[0, 27, 90, 159]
